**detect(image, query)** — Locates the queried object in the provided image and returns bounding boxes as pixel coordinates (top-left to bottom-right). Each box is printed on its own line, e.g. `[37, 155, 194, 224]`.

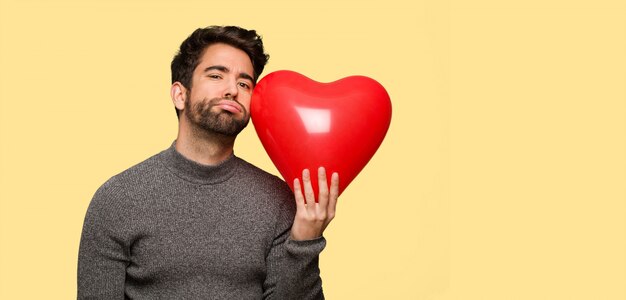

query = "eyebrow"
[203, 65, 255, 83]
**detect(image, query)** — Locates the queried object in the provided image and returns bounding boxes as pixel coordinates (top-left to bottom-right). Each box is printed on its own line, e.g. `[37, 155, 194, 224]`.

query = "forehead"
[196, 43, 254, 74]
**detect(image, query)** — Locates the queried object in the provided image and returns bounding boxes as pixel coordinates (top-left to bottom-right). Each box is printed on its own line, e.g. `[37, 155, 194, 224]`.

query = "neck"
[175, 118, 236, 165]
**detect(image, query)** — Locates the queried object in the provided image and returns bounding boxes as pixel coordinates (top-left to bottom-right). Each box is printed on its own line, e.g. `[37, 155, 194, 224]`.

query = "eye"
[208, 74, 222, 79]
[238, 82, 251, 90]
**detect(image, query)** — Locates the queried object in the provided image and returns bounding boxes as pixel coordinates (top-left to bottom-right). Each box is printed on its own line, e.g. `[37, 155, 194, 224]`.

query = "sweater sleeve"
[263, 180, 326, 300]
[77, 181, 130, 300]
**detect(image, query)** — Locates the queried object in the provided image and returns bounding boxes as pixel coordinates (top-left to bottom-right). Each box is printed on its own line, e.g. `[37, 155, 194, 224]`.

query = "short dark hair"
[171, 25, 270, 117]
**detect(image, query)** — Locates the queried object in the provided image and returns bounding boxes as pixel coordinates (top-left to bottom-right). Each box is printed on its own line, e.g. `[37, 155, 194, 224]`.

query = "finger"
[302, 169, 316, 208]
[317, 167, 329, 211]
[328, 172, 339, 218]
[293, 178, 306, 211]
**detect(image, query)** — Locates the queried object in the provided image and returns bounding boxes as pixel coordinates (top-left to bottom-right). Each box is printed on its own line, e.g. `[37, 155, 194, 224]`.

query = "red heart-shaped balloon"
[250, 70, 392, 198]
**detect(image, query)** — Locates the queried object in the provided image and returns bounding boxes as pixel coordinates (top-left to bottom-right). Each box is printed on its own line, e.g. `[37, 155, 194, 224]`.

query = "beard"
[184, 96, 250, 137]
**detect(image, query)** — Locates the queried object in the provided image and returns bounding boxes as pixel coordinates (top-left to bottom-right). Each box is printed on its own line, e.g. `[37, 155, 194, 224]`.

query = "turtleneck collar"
[159, 141, 240, 185]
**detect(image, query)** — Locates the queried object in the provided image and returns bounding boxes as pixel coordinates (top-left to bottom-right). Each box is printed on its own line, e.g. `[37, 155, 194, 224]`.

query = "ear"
[171, 82, 187, 111]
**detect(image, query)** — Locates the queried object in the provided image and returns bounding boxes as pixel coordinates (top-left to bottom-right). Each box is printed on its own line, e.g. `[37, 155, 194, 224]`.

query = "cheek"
[189, 82, 219, 99]
[238, 92, 252, 108]
[188, 87, 201, 101]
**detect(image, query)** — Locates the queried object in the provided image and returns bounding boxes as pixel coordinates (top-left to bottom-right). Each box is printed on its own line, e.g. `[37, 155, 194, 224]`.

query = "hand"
[290, 167, 339, 241]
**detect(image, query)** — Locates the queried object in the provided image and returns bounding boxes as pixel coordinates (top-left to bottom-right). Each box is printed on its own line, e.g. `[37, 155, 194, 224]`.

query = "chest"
[125, 188, 278, 283]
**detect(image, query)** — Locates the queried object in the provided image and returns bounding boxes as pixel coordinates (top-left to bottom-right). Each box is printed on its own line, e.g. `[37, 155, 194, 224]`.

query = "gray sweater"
[78, 142, 325, 299]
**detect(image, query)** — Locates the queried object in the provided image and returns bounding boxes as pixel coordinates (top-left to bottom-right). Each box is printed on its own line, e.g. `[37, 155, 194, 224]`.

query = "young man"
[78, 26, 338, 299]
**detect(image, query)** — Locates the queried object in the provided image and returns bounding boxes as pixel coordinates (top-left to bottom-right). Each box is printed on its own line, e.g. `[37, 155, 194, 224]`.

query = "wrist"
[290, 226, 322, 241]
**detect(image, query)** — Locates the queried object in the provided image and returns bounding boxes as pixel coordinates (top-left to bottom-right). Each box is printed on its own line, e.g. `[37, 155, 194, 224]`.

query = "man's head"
[170, 26, 269, 136]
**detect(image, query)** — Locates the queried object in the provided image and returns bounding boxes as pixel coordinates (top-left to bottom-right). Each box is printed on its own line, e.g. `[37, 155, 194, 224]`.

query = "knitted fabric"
[78, 142, 325, 299]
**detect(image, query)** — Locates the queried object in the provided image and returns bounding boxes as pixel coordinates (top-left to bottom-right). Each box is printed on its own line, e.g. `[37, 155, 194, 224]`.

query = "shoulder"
[233, 157, 295, 210]
[89, 150, 165, 210]
[108, 150, 164, 186]
[234, 157, 292, 195]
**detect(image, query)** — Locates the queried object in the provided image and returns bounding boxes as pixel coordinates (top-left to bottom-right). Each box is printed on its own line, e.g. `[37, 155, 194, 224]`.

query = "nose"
[223, 79, 238, 100]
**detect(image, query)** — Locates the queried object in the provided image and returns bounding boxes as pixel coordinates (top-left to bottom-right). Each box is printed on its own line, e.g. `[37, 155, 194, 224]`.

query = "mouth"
[215, 100, 243, 114]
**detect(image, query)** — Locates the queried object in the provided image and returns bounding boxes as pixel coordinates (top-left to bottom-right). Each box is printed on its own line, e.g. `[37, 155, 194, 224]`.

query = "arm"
[263, 167, 339, 300]
[263, 218, 326, 300]
[77, 183, 129, 299]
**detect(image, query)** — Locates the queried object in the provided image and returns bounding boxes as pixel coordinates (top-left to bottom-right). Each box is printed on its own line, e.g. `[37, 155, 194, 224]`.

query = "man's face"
[184, 43, 255, 136]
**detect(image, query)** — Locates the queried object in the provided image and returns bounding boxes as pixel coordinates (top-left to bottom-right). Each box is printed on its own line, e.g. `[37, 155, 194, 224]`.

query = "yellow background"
[1, 0, 624, 299]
